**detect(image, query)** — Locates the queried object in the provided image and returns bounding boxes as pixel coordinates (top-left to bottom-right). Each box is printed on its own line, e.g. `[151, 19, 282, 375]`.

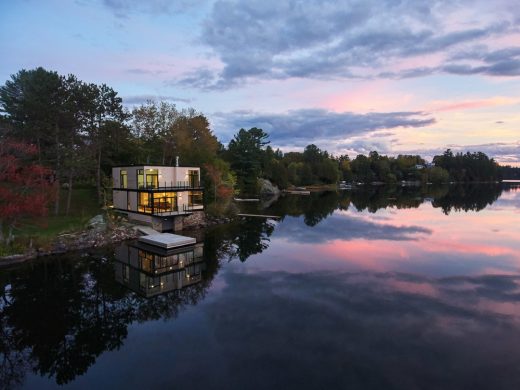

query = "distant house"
[415, 164, 425, 170]
[112, 165, 204, 231]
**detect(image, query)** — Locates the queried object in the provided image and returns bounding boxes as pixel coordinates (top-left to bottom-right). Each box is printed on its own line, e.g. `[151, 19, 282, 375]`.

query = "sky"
[1, 0, 520, 164]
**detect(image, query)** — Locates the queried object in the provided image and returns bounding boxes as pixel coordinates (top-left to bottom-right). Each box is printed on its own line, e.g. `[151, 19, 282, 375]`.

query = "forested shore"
[0, 67, 518, 253]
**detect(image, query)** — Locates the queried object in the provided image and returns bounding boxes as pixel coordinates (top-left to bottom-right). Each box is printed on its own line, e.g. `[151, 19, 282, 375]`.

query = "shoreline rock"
[0, 224, 141, 267]
[1, 213, 235, 267]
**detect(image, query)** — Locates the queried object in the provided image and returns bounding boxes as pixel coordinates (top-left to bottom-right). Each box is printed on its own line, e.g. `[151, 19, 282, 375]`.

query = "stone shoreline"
[0, 214, 233, 268]
[0, 225, 141, 267]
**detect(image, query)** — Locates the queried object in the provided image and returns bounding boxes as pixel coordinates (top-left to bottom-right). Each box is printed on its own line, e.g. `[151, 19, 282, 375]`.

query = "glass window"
[146, 169, 159, 189]
[138, 192, 152, 213]
[188, 190, 203, 206]
[188, 170, 199, 188]
[137, 169, 144, 189]
[152, 192, 178, 213]
[120, 170, 128, 188]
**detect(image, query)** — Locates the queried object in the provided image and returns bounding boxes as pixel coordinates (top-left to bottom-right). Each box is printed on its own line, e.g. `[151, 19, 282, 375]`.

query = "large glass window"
[188, 170, 199, 188]
[146, 169, 159, 188]
[188, 190, 203, 207]
[138, 191, 181, 214]
[138, 192, 152, 213]
[152, 192, 178, 213]
[137, 169, 144, 189]
[120, 170, 128, 188]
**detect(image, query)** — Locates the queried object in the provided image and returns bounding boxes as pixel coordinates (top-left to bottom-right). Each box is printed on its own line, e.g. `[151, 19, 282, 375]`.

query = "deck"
[138, 233, 196, 249]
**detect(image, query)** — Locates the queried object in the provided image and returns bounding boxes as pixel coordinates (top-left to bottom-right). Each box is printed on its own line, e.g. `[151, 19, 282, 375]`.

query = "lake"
[1, 183, 520, 389]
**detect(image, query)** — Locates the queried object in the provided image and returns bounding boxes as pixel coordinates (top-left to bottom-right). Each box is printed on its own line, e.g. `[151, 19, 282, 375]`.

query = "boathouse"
[112, 165, 204, 231]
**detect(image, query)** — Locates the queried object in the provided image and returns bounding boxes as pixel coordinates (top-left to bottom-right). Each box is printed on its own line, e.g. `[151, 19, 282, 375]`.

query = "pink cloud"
[430, 97, 520, 112]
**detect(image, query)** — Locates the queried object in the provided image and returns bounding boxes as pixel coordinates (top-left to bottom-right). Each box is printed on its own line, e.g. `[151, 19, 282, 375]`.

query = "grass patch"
[6, 188, 102, 250]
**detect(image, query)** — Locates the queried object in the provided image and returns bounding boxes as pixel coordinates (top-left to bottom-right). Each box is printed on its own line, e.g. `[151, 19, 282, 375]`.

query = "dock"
[237, 213, 281, 219]
[138, 233, 196, 249]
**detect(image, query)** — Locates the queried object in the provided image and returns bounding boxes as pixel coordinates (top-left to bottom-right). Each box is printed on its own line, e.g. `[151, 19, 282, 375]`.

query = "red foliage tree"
[0, 140, 55, 244]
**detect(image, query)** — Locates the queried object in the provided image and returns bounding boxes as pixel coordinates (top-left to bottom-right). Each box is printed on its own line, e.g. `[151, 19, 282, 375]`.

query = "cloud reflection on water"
[274, 213, 432, 243]
[198, 268, 520, 390]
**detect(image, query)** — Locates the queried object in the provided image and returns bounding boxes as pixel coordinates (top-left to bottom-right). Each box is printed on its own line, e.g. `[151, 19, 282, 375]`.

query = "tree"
[0, 68, 129, 210]
[227, 128, 270, 195]
[428, 166, 449, 184]
[0, 140, 54, 244]
[203, 159, 236, 200]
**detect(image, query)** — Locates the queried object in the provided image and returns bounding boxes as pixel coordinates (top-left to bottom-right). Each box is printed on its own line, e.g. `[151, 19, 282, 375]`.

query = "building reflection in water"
[114, 241, 205, 297]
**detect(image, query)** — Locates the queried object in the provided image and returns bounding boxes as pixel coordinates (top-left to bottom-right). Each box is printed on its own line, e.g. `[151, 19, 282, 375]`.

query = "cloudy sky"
[1, 0, 519, 164]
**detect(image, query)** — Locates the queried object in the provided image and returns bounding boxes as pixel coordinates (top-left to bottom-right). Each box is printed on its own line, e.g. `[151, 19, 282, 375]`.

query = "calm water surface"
[1, 184, 520, 389]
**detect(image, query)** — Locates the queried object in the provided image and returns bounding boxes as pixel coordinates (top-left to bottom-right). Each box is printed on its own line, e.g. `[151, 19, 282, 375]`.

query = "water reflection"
[0, 241, 215, 388]
[227, 183, 516, 264]
[1, 183, 519, 389]
[198, 269, 520, 390]
[114, 242, 205, 297]
[260, 183, 506, 223]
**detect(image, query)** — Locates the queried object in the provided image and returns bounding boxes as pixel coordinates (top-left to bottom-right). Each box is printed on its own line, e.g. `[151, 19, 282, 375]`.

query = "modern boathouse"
[112, 165, 204, 231]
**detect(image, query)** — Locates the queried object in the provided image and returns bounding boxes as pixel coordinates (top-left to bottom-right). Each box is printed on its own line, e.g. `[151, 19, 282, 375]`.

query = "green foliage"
[433, 149, 500, 182]
[499, 165, 520, 179]
[227, 127, 270, 195]
[428, 166, 450, 184]
[130, 102, 219, 167]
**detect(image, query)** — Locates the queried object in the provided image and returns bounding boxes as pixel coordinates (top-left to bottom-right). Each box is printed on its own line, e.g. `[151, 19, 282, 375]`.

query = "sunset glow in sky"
[1, 0, 519, 163]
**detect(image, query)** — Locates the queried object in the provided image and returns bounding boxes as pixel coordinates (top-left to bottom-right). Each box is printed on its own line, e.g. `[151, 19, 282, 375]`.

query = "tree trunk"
[66, 169, 73, 215]
[54, 126, 61, 215]
[37, 137, 42, 165]
[54, 181, 61, 216]
[97, 147, 102, 204]
[7, 225, 14, 245]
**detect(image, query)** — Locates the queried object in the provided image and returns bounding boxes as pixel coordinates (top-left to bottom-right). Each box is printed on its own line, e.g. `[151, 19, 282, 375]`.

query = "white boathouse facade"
[112, 165, 204, 231]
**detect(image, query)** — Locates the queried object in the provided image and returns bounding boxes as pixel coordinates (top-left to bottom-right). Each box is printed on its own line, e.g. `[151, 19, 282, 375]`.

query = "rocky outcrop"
[43, 225, 140, 256]
[183, 211, 233, 229]
[1, 211, 236, 267]
[0, 224, 140, 267]
[182, 211, 207, 229]
[259, 178, 280, 196]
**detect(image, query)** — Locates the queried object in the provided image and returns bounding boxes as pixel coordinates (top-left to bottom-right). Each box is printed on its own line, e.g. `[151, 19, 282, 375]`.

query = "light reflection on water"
[2, 183, 520, 389]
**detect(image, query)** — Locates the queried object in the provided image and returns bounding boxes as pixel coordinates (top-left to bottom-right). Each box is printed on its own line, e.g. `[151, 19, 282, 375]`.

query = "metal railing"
[132, 180, 202, 190]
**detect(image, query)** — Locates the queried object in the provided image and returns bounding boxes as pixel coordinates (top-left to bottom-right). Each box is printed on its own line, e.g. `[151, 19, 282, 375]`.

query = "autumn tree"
[0, 140, 54, 244]
[0, 68, 129, 210]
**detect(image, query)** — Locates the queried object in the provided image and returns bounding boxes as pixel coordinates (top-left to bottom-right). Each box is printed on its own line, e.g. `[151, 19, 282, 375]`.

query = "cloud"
[389, 141, 520, 164]
[212, 109, 435, 145]
[430, 97, 520, 112]
[176, 0, 520, 89]
[101, 0, 207, 17]
[123, 94, 192, 105]
[125, 68, 168, 75]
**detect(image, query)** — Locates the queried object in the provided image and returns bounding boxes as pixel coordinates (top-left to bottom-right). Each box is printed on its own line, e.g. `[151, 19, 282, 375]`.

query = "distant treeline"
[499, 165, 520, 180]
[0, 67, 510, 207]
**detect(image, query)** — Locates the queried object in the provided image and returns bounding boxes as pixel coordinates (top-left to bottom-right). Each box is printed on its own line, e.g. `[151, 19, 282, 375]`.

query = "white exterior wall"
[113, 190, 127, 209]
[113, 166, 200, 189]
[174, 167, 200, 186]
[152, 166, 174, 187]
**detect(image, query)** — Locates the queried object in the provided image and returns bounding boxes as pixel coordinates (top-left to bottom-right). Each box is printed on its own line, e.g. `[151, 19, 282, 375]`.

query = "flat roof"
[138, 233, 196, 249]
[113, 165, 200, 169]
